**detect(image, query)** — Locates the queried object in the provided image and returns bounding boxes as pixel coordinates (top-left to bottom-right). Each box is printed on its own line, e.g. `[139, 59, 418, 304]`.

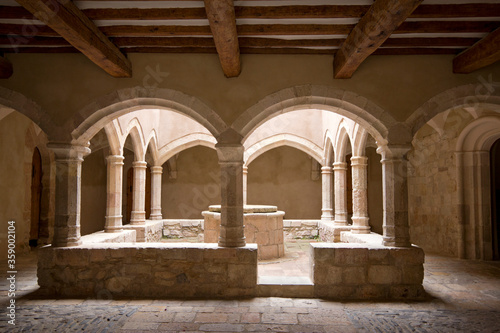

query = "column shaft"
[321, 166, 334, 221]
[333, 162, 348, 226]
[150, 166, 163, 220]
[351, 156, 371, 234]
[216, 144, 245, 247]
[243, 165, 248, 206]
[49, 144, 90, 247]
[130, 161, 147, 225]
[105, 155, 124, 232]
[379, 147, 411, 247]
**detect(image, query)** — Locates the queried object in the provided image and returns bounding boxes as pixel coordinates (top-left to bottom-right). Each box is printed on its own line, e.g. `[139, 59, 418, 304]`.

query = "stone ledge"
[38, 244, 258, 299]
[340, 231, 384, 245]
[80, 230, 136, 244]
[123, 220, 163, 242]
[311, 243, 425, 300]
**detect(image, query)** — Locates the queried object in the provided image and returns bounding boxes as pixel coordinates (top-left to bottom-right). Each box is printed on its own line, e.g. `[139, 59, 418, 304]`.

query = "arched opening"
[248, 146, 321, 219]
[491, 139, 500, 260]
[29, 147, 42, 247]
[123, 136, 135, 224]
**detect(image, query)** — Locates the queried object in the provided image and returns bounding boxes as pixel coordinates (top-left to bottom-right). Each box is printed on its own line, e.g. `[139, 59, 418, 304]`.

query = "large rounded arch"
[157, 133, 217, 166]
[71, 87, 227, 145]
[407, 83, 500, 137]
[232, 85, 394, 147]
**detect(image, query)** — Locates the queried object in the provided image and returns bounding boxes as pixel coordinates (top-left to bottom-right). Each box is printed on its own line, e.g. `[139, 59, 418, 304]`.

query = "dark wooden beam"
[0, 56, 13, 79]
[334, 0, 424, 79]
[453, 27, 500, 73]
[204, 0, 240, 77]
[14, 0, 131, 77]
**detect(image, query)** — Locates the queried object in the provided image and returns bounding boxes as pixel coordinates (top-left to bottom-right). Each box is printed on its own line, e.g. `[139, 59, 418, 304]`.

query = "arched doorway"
[29, 148, 42, 247]
[491, 139, 500, 260]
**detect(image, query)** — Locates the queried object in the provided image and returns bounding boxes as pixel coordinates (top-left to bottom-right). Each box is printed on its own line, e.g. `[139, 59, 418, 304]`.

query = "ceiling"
[0, 0, 499, 78]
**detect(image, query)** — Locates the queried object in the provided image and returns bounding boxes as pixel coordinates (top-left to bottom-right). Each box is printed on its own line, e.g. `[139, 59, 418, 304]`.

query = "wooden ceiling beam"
[204, 0, 240, 77]
[453, 27, 500, 73]
[14, 0, 131, 77]
[334, 0, 424, 79]
[0, 56, 13, 79]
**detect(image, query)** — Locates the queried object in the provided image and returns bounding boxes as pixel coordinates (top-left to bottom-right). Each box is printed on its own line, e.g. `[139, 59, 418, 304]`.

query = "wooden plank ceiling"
[0, 0, 499, 79]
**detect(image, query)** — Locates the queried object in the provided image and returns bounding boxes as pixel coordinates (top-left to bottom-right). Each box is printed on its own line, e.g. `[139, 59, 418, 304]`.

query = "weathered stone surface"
[38, 243, 258, 298]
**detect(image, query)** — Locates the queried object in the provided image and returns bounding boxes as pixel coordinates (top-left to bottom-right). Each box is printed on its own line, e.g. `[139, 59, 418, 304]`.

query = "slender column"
[105, 155, 124, 232]
[333, 162, 348, 226]
[130, 161, 147, 225]
[351, 156, 371, 234]
[243, 165, 248, 206]
[48, 143, 90, 247]
[378, 146, 411, 247]
[150, 165, 163, 220]
[216, 144, 245, 247]
[321, 166, 334, 221]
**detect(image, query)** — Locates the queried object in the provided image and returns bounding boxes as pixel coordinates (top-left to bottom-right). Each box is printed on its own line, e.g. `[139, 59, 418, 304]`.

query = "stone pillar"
[333, 162, 348, 226]
[216, 144, 245, 247]
[243, 165, 248, 206]
[48, 143, 90, 247]
[321, 166, 334, 221]
[130, 161, 147, 225]
[150, 166, 163, 220]
[351, 156, 371, 234]
[378, 146, 411, 247]
[105, 155, 124, 232]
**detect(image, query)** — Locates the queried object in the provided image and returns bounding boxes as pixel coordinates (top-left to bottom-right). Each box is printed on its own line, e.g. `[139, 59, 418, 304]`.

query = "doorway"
[491, 139, 500, 260]
[29, 148, 42, 247]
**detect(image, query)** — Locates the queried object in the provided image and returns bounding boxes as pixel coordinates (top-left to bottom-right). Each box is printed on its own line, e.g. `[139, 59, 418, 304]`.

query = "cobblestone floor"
[0, 245, 499, 332]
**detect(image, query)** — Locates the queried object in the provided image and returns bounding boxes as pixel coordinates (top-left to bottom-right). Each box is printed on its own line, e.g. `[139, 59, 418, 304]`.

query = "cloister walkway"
[1, 249, 499, 332]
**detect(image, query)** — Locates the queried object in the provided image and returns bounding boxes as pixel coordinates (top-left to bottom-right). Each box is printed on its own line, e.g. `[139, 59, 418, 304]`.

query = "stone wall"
[38, 243, 258, 299]
[283, 220, 319, 240]
[408, 109, 474, 257]
[163, 220, 204, 238]
[312, 243, 425, 300]
[124, 221, 163, 242]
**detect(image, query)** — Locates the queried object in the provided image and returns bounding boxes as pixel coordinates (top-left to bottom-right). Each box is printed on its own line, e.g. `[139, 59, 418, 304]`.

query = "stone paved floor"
[1, 245, 500, 332]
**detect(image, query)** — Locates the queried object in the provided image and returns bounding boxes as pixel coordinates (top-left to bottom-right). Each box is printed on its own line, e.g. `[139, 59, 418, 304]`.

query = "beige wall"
[81, 149, 107, 235]
[162, 146, 220, 219]
[0, 112, 31, 259]
[2, 54, 499, 134]
[248, 146, 322, 219]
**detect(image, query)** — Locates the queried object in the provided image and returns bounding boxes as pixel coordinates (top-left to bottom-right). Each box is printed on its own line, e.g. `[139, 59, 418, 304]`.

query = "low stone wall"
[80, 230, 136, 244]
[283, 220, 319, 240]
[311, 243, 425, 300]
[38, 243, 258, 299]
[123, 220, 163, 242]
[318, 221, 352, 242]
[162, 219, 203, 239]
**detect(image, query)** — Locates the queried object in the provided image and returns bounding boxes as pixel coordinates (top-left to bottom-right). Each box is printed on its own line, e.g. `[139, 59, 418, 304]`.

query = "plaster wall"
[81, 149, 107, 236]
[0, 112, 32, 259]
[248, 146, 321, 219]
[162, 146, 221, 219]
[2, 54, 499, 135]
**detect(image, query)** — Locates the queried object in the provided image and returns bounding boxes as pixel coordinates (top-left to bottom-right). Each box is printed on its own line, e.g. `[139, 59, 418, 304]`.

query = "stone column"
[351, 156, 371, 234]
[150, 165, 163, 220]
[243, 165, 248, 206]
[130, 161, 147, 225]
[333, 162, 348, 226]
[378, 146, 411, 247]
[321, 166, 334, 221]
[105, 155, 124, 232]
[216, 144, 245, 247]
[48, 143, 90, 247]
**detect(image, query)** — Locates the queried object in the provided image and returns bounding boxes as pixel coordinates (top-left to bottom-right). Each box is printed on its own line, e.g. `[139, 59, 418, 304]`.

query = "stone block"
[355, 285, 388, 299]
[228, 264, 257, 288]
[55, 248, 89, 267]
[342, 266, 367, 285]
[334, 247, 369, 266]
[259, 245, 278, 260]
[401, 265, 424, 284]
[368, 248, 392, 264]
[368, 265, 402, 285]
[390, 246, 425, 265]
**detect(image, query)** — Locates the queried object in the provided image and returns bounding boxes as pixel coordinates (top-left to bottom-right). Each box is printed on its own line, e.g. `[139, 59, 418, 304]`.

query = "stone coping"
[48, 242, 259, 250]
[311, 242, 423, 251]
[208, 204, 278, 213]
[340, 231, 384, 245]
[80, 230, 136, 244]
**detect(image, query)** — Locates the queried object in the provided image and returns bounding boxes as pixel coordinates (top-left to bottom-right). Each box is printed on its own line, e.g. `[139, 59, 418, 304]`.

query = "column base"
[218, 237, 246, 248]
[383, 237, 411, 247]
[130, 211, 146, 225]
[321, 210, 334, 221]
[105, 226, 124, 233]
[351, 217, 371, 234]
[149, 213, 163, 220]
[52, 239, 82, 247]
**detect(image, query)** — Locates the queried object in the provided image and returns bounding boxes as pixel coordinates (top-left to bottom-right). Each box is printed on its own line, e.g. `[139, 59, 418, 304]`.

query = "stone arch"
[455, 115, 500, 260]
[244, 134, 323, 166]
[323, 131, 334, 166]
[334, 124, 352, 163]
[0, 87, 58, 140]
[104, 121, 122, 156]
[157, 133, 217, 166]
[145, 130, 159, 165]
[71, 87, 227, 146]
[123, 123, 145, 161]
[232, 85, 393, 146]
[407, 83, 500, 137]
[352, 125, 369, 157]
